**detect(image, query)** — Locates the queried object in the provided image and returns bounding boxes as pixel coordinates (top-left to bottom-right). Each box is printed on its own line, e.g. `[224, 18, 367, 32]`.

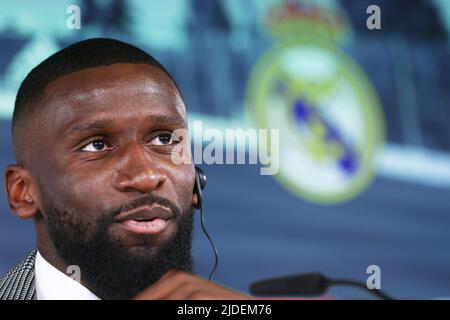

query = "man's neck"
[35, 221, 97, 295]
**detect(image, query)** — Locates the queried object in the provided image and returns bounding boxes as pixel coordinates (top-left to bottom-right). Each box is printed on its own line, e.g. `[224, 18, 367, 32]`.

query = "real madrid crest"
[247, 1, 385, 204]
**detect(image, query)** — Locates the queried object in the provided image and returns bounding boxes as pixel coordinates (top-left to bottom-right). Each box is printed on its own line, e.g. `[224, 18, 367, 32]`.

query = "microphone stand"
[327, 277, 394, 300]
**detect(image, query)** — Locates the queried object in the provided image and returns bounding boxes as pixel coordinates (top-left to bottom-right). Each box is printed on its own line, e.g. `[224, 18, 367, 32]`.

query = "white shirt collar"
[34, 251, 100, 300]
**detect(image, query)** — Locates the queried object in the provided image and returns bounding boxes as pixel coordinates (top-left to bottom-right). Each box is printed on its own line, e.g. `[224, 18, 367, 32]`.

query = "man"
[0, 38, 248, 300]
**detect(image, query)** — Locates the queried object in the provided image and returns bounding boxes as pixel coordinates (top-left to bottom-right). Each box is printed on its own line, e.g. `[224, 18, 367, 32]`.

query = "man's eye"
[150, 133, 181, 146]
[81, 139, 112, 152]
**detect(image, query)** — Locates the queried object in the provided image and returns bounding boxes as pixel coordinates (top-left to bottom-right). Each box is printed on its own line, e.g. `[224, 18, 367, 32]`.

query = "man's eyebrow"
[66, 119, 114, 135]
[65, 114, 186, 136]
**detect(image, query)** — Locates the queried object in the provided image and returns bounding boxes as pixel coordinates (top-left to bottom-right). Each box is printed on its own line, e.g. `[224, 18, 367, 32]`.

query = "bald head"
[12, 38, 181, 165]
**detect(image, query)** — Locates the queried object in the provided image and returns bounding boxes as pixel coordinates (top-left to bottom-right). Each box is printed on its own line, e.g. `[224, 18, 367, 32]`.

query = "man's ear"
[4, 164, 39, 219]
[192, 192, 199, 208]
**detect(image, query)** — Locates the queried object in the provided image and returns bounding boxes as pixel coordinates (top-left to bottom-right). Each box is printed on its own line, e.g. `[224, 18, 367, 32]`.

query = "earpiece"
[194, 166, 206, 209]
[193, 166, 218, 281]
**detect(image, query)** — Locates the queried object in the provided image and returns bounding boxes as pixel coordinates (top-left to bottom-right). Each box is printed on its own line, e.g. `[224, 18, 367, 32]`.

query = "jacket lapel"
[0, 250, 37, 300]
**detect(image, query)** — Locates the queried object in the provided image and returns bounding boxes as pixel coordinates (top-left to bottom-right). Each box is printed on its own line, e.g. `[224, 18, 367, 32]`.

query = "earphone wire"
[199, 204, 219, 281]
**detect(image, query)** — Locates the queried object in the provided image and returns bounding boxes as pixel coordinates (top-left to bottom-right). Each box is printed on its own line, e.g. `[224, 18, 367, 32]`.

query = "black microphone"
[250, 272, 394, 300]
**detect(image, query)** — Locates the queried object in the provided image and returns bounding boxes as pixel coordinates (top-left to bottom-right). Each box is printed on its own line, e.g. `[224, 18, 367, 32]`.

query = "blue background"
[1, 0, 450, 299]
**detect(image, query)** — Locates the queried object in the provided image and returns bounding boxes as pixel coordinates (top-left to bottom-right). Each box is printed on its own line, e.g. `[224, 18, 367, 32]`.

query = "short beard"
[42, 191, 195, 300]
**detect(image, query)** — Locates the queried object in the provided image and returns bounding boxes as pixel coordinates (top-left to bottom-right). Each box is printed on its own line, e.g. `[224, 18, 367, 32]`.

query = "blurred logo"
[247, 1, 384, 204]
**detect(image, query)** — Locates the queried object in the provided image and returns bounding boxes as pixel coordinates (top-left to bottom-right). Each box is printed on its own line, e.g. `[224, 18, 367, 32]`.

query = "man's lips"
[114, 204, 173, 222]
[114, 205, 174, 235]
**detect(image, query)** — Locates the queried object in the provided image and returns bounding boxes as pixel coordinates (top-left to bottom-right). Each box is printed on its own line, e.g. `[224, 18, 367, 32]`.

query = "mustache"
[108, 194, 182, 221]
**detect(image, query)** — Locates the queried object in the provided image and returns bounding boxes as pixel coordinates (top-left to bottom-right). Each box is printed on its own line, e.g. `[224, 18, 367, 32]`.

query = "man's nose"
[113, 144, 167, 194]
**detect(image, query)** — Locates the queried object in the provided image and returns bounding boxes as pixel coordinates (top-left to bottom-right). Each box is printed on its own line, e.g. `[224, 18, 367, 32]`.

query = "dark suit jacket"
[0, 250, 37, 300]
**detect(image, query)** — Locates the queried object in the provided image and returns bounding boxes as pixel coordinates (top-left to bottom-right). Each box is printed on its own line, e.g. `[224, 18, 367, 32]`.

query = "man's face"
[28, 63, 196, 299]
